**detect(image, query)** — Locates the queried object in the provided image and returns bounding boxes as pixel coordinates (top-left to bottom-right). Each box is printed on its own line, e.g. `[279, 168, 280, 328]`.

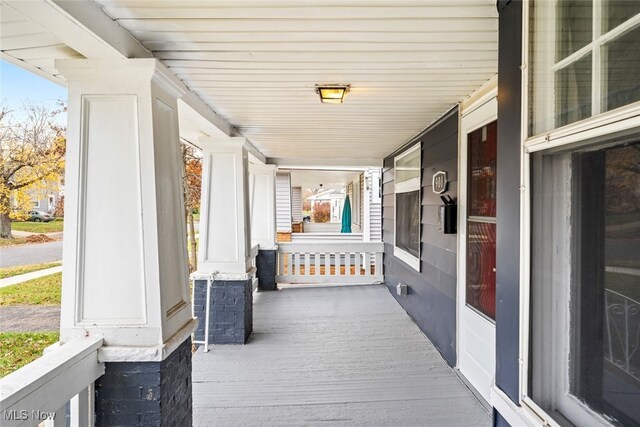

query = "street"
[0, 240, 63, 268]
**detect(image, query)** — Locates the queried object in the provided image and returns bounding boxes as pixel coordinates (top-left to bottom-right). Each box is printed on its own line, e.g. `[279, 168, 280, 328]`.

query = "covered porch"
[192, 285, 489, 426]
[0, 1, 502, 426]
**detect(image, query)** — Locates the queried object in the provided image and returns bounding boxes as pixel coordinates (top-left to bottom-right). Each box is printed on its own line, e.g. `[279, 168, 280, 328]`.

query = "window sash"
[393, 143, 421, 271]
[528, 0, 640, 138]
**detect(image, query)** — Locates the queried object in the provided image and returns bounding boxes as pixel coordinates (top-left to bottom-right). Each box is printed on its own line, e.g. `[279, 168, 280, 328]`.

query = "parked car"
[27, 211, 54, 222]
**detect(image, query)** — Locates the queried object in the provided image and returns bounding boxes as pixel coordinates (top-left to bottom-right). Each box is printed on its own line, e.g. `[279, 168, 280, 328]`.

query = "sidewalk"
[0, 265, 63, 289]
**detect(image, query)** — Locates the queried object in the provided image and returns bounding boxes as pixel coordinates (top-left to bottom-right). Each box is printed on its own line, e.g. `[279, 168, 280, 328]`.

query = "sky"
[0, 59, 68, 123]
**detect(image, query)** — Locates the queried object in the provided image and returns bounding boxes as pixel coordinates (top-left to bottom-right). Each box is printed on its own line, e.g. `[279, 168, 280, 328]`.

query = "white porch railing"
[0, 337, 104, 427]
[276, 242, 384, 284]
[604, 289, 640, 381]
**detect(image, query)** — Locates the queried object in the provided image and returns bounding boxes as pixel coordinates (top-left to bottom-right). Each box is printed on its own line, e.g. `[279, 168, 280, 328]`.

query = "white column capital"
[56, 58, 185, 99]
[249, 163, 277, 174]
[198, 136, 247, 152]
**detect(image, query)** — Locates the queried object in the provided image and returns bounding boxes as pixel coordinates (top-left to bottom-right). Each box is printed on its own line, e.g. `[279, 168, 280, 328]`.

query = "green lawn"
[0, 273, 62, 306]
[11, 218, 64, 234]
[0, 262, 62, 280]
[0, 332, 59, 378]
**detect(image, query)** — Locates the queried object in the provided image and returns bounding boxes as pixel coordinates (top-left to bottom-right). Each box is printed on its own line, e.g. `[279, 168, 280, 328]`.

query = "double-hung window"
[526, 2, 640, 426]
[394, 143, 421, 271]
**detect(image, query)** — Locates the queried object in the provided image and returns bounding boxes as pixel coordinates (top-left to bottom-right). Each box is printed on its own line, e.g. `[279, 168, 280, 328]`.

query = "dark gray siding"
[382, 107, 459, 365]
[495, 0, 523, 408]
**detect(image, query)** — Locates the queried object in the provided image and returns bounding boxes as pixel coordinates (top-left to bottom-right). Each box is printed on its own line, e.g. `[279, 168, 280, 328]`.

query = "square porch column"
[249, 163, 278, 291]
[57, 59, 195, 427]
[192, 137, 254, 346]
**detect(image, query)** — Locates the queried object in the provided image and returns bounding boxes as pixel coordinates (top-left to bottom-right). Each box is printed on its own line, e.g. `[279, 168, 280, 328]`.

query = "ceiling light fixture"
[315, 84, 350, 104]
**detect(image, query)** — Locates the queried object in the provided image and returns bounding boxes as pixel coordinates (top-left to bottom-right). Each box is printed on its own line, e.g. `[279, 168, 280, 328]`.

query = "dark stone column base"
[256, 249, 277, 291]
[193, 278, 253, 345]
[94, 337, 192, 427]
[211, 279, 253, 344]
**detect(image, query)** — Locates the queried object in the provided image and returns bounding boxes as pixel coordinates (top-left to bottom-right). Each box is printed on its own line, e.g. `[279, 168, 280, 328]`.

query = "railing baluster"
[344, 252, 351, 277]
[354, 252, 361, 276]
[304, 253, 310, 276]
[324, 253, 330, 276]
[375, 252, 383, 278]
[314, 253, 320, 276]
[363, 252, 371, 276]
[287, 253, 293, 276]
[336, 252, 342, 276]
[43, 403, 67, 426]
[70, 385, 91, 427]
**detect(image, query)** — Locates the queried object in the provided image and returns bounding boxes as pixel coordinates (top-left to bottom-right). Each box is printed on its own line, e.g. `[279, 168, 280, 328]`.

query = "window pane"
[604, 25, 640, 112]
[557, 0, 593, 61]
[604, 0, 640, 32]
[395, 146, 421, 185]
[466, 221, 496, 320]
[468, 121, 497, 218]
[572, 141, 640, 426]
[556, 53, 592, 128]
[396, 190, 420, 259]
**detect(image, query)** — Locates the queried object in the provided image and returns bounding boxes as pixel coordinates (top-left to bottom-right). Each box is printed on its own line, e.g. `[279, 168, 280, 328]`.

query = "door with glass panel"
[458, 97, 497, 403]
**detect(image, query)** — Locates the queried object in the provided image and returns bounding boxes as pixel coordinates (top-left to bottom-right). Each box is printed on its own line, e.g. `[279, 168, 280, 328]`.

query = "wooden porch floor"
[192, 285, 491, 426]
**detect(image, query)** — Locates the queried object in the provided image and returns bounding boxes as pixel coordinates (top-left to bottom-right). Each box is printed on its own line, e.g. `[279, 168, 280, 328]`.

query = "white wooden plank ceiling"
[290, 169, 362, 189]
[0, 2, 82, 83]
[3, 0, 498, 161]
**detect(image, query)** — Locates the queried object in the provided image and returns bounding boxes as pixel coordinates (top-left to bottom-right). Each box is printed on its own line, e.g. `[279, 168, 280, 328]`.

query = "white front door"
[457, 95, 498, 403]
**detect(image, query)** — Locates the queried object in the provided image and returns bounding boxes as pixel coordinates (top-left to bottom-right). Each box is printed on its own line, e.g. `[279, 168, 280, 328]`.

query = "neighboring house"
[11, 181, 63, 215]
[307, 188, 345, 224]
[275, 168, 382, 241]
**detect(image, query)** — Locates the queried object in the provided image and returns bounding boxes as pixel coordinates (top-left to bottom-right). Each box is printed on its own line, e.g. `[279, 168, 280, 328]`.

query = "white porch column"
[193, 137, 255, 345]
[57, 58, 196, 425]
[196, 137, 253, 276]
[363, 170, 372, 242]
[249, 163, 277, 250]
[57, 58, 195, 353]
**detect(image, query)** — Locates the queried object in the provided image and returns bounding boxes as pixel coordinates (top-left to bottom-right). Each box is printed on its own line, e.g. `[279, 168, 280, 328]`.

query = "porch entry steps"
[276, 242, 384, 285]
[192, 285, 490, 426]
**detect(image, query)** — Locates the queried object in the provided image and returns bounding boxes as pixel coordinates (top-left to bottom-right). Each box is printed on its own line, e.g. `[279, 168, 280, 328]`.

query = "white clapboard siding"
[291, 186, 303, 223]
[276, 171, 292, 232]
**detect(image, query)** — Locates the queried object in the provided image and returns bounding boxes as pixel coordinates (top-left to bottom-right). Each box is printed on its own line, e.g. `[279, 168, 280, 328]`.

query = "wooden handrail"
[0, 337, 105, 426]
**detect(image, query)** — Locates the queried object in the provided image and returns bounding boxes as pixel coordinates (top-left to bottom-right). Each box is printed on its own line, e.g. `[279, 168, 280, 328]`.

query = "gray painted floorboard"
[192, 285, 491, 426]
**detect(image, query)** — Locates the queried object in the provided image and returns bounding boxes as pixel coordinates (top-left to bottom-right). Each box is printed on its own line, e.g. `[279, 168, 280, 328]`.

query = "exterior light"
[315, 84, 350, 104]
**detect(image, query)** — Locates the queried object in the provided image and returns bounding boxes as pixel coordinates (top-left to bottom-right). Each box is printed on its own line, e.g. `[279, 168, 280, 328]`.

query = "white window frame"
[33, 200, 40, 208]
[393, 143, 421, 271]
[512, 2, 640, 427]
[526, 0, 640, 151]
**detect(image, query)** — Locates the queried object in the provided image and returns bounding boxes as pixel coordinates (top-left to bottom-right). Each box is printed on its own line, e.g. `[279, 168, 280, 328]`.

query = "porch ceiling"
[94, 0, 498, 160]
[290, 169, 362, 189]
[1, 0, 498, 162]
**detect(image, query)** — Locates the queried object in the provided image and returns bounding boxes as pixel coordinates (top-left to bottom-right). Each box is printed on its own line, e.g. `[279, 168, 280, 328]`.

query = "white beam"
[270, 158, 383, 169]
[4, 0, 237, 139]
[0, 51, 67, 87]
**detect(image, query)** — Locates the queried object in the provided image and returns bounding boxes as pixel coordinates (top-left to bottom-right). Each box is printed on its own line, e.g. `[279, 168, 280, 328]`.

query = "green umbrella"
[341, 195, 352, 233]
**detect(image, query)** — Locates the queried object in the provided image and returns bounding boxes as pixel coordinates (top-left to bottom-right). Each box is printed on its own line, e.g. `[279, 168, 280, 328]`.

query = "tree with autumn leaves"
[0, 104, 66, 239]
[182, 143, 202, 272]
